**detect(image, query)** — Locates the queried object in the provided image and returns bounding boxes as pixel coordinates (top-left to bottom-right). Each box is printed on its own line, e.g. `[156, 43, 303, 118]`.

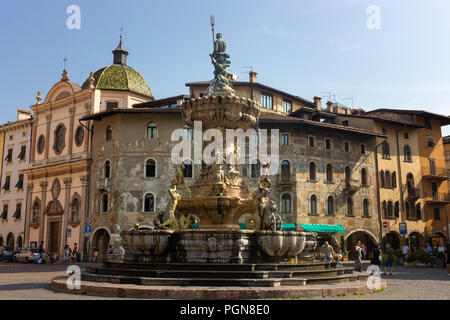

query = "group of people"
[38, 241, 80, 264]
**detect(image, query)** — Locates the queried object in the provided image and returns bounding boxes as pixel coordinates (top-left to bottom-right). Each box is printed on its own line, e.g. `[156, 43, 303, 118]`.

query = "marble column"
[38, 181, 48, 242]
[24, 183, 34, 247]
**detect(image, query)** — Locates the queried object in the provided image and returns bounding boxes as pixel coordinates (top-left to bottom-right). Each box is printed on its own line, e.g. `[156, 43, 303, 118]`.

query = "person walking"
[402, 243, 409, 261]
[354, 241, 363, 272]
[383, 243, 394, 275]
[320, 241, 334, 262]
[426, 243, 432, 255]
[38, 241, 45, 264]
[72, 243, 78, 262]
[120, 246, 125, 261]
[63, 245, 71, 264]
[371, 244, 382, 269]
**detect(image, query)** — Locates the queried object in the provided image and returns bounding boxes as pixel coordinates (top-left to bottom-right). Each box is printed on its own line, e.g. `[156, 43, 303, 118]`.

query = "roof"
[366, 109, 450, 125]
[186, 81, 317, 109]
[258, 112, 386, 137]
[80, 107, 181, 121]
[133, 95, 190, 109]
[337, 113, 424, 128]
[81, 64, 153, 98]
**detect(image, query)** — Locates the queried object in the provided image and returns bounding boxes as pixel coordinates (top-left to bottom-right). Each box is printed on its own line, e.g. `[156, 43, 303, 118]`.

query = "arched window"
[345, 166, 351, 184]
[391, 172, 397, 188]
[281, 193, 291, 214]
[361, 168, 367, 186]
[104, 160, 111, 178]
[406, 173, 415, 189]
[363, 199, 370, 217]
[251, 160, 260, 179]
[102, 194, 109, 212]
[281, 160, 290, 178]
[183, 159, 193, 178]
[105, 125, 112, 141]
[347, 197, 353, 216]
[387, 201, 393, 218]
[16, 236, 23, 250]
[382, 200, 387, 218]
[385, 171, 391, 188]
[404, 145, 412, 162]
[394, 201, 400, 218]
[310, 195, 317, 215]
[309, 162, 316, 181]
[380, 170, 385, 188]
[327, 196, 334, 215]
[6, 233, 14, 249]
[145, 159, 156, 177]
[143, 193, 155, 213]
[147, 122, 157, 139]
[32, 200, 40, 225]
[326, 164, 333, 182]
[71, 197, 79, 223]
[382, 141, 390, 159]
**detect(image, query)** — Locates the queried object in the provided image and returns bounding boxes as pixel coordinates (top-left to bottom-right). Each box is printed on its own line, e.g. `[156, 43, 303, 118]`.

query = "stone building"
[23, 37, 153, 259]
[0, 110, 32, 250]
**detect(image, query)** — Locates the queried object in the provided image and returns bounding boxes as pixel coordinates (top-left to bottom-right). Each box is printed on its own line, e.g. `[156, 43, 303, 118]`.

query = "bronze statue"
[209, 33, 235, 95]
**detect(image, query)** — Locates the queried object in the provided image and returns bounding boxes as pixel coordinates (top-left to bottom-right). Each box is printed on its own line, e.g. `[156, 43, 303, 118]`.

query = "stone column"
[30, 118, 38, 163]
[68, 107, 76, 156]
[44, 114, 52, 160]
[38, 181, 48, 242]
[24, 183, 34, 247]
[80, 175, 89, 260]
[61, 177, 72, 252]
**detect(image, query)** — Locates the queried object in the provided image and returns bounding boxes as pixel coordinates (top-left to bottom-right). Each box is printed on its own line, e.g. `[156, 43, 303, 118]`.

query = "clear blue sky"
[1, 0, 449, 135]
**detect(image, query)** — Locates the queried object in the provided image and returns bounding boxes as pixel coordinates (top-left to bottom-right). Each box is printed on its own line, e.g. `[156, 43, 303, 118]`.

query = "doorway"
[49, 221, 60, 256]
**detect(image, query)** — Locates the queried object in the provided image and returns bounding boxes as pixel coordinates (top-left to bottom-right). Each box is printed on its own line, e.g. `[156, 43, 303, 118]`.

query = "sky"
[0, 0, 449, 135]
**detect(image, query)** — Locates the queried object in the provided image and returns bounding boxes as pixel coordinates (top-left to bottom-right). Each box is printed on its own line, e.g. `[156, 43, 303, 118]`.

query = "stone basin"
[121, 230, 174, 262]
[255, 231, 308, 261]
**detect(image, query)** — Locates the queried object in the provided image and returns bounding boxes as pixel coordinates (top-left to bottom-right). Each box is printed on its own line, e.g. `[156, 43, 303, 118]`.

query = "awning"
[239, 223, 297, 230]
[299, 224, 346, 233]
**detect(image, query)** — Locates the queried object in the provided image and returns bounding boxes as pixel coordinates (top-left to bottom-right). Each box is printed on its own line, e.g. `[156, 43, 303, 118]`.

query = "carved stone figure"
[209, 33, 235, 95]
[153, 185, 181, 230]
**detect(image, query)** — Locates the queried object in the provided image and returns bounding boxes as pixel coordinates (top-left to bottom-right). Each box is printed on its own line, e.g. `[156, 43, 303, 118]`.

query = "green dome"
[82, 64, 153, 98]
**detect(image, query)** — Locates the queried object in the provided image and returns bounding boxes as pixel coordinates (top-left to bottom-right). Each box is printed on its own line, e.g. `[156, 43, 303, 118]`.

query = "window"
[53, 124, 66, 154]
[394, 202, 400, 218]
[427, 136, 434, 147]
[391, 172, 397, 188]
[344, 141, 349, 152]
[281, 160, 290, 178]
[18, 145, 26, 160]
[9, 135, 13, 141]
[385, 171, 391, 188]
[281, 134, 289, 145]
[13, 202, 22, 219]
[380, 170, 385, 188]
[432, 182, 438, 200]
[382, 201, 387, 218]
[363, 199, 370, 217]
[281, 194, 291, 214]
[105, 125, 112, 141]
[345, 166, 351, 184]
[325, 139, 331, 150]
[104, 160, 111, 178]
[37, 135, 45, 154]
[433, 208, 440, 220]
[405, 202, 411, 220]
[5, 149, 12, 163]
[387, 201, 393, 218]
[361, 168, 367, 186]
[347, 197, 353, 216]
[310, 195, 317, 215]
[183, 159, 193, 178]
[183, 125, 192, 140]
[309, 136, 315, 148]
[102, 194, 109, 212]
[2, 176, 10, 191]
[424, 118, 432, 130]
[1, 204, 8, 220]
[106, 102, 118, 110]
[260, 93, 273, 109]
[382, 128, 387, 135]
[382, 141, 390, 159]
[15, 174, 24, 190]
[404, 132, 409, 139]
[404, 145, 412, 162]
[145, 159, 156, 178]
[147, 122, 157, 139]
[416, 204, 421, 220]
[309, 162, 316, 181]
[429, 158, 436, 175]
[71, 198, 79, 223]
[360, 144, 366, 155]
[75, 126, 84, 146]
[32, 201, 40, 225]
[282, 100, 292, 114]
[327, 196, 334, 215]
[251, 160, 260, 179]
[326, 164, 333, 182]
[143, 193, 155, 213]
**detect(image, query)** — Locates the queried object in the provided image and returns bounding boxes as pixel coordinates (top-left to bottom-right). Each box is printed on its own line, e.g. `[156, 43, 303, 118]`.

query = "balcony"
[97, 178, 111, 192]
[422, 167, 450, 181]
[343, 179, 360, 195]
[424, 192, 450, 205]
[406, 187, 420, 201]
[279, 174, 295, 186]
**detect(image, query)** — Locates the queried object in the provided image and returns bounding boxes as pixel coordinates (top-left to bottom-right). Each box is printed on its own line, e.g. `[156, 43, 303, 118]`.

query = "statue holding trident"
[208, 16, 235, 95]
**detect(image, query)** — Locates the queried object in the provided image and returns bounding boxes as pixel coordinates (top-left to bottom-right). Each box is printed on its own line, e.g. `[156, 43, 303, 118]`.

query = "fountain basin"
[121, 230, 174, 262]
[298, 232, 318, 261]
[255, 231, 309, 261]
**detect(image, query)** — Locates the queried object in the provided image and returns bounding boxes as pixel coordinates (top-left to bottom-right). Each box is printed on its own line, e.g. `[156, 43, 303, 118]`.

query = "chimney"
[326, 101, 334, 112]
[17, 109, 32, 121]
[313, 96, 322, 110]
[249, 71, 258, 83]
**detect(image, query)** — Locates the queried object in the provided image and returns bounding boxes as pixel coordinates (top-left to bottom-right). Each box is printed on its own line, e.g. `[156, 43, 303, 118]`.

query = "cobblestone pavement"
[0, 261, 448, 300]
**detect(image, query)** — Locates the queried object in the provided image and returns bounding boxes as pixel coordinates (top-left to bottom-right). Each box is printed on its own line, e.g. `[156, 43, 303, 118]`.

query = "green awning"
[299, 224, 346, 233]
[239, 223, 297, 230]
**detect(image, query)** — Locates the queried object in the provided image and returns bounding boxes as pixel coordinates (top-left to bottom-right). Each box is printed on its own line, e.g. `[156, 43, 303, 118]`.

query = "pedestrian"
[371, 244, 382, 269]
[383, 243, 394, 275]
[63, 245, 71, 264]
[320, 241, 334, 262]
[38, 241, 45, 264]
[402, 243, 409, 261]
[354, 241, 363, 272]
[120, 246, 125, 261]
[93, 248, 98, 262]
[426, 243, 432, 255]
[72, 243, 78, 262]
[445, 243, 450, 276]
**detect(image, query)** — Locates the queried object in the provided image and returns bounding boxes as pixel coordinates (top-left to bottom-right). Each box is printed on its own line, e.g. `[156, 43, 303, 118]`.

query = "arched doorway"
[430, 232, 447, 247]
[383, 231, 401, 250]
[91, 228, 110, 262]
[406, 232, 425, 250]
[346, 230, 378, 260]
[6, 233, 14, 249]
